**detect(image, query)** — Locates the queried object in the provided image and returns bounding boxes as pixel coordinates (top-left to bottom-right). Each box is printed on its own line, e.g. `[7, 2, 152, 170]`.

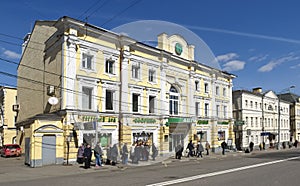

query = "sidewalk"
[0, 147, 295, 183]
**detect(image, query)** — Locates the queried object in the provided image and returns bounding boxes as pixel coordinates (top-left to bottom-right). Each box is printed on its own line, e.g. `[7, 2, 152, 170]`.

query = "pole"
[277, 97, 281, 150]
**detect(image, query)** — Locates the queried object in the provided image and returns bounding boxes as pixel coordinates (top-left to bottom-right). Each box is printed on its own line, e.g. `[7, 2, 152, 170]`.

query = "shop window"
[218, 131, 225, 141]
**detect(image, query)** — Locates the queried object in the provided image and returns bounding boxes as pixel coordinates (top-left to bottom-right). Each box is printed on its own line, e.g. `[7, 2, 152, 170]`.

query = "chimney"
[252, 87, 262, 93]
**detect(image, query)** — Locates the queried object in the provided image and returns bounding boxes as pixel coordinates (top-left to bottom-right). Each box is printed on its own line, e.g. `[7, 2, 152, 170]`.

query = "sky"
[0, 0, 300, 95]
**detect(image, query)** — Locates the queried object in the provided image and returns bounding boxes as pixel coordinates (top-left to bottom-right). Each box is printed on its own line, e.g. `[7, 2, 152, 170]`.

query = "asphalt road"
[1, 148, 300, 186]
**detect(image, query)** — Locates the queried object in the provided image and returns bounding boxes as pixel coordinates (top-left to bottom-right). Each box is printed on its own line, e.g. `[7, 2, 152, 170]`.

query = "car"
[1, 144, 22, 158]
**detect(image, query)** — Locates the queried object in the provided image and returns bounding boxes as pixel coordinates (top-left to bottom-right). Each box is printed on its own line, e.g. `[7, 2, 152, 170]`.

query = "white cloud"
[222, 60, 245, 72]
[215, 53, 239, 63]
[248, 54, 268, 62]
[2, 49, 21, 59]
[290, 63, 300, 69]
[258, 53, 300, 72]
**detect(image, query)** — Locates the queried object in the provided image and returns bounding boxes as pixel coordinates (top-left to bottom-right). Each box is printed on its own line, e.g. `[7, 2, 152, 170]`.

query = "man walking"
[121, 143, 129, 165]
[205, 141, 210, 155]
[83, 144, 92, 169]
[94, 143, 103, 167]
[187, 140, 194, 157]
[221, 141, 227, 155]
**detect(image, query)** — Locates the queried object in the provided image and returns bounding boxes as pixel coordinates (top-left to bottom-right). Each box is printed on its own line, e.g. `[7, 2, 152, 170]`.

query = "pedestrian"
[221, 141, 227, 155]
[197, 141, 204, 158]
[105, 145, 112, 165]
[249, 141, 254, 152]
[259, 142, 263, 151]
[130, 143, 136, 163]
[294, 139, 298, 148]
[76, 143, 85, 164]
[186, 140, 194, 157]
[205, 141, 210, 155]
[83, 144, 92, 169]
[121, 143, 129, 165]
[94, 143, 103, 167]
[151, 143, 158, 161]
[175, 143, 183, 159]
[111, 144, 119, 166]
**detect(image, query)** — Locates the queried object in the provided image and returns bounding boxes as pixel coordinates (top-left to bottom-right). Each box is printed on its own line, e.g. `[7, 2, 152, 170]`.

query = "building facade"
[233, 88, 291, 150]
[0, 86, 18, 146]
[16, 16, 235, 166]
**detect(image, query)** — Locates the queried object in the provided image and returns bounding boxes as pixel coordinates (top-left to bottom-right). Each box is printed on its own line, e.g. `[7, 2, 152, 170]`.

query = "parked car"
[1, 144, 22, 158]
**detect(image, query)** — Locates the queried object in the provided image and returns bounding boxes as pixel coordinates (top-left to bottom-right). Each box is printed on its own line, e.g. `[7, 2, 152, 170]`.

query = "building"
[279, 93, 300, 141]
[0, 86, 18, 146]
[233, 88, 291, 150]
[16, 16, 235, 167]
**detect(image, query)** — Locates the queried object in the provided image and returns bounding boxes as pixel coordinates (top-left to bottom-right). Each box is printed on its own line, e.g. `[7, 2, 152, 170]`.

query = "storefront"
[166, 117, 194, 152]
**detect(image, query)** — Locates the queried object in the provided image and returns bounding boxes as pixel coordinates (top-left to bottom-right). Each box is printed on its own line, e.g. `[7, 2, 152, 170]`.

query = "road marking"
[146, 156, 300, 186]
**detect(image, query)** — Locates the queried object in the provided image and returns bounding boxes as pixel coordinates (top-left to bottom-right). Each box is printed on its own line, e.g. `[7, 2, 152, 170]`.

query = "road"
[1, 148, 300, 186]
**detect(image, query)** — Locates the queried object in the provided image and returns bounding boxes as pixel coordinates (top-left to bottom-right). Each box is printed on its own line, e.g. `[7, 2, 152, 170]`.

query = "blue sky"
[0, 0, 299, 95]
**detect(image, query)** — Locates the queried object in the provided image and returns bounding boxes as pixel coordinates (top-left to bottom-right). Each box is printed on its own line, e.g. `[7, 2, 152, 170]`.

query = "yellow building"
[0, 86, 18, 146]
[16, 16, 235, 167]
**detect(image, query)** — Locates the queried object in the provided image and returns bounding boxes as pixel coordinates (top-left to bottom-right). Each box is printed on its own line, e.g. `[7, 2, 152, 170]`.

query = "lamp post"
[277, 85, 295, 150]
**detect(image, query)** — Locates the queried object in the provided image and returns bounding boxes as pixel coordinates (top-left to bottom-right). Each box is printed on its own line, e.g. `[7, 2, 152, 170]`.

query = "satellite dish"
[48, 96, 59, 105]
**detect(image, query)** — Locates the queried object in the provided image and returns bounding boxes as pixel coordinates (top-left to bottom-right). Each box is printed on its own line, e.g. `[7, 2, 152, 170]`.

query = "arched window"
[169, 86, 179, 115]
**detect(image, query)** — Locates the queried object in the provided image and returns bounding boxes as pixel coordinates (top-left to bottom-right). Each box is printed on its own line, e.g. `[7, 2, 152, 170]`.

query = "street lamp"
[277, 85, 295, 150]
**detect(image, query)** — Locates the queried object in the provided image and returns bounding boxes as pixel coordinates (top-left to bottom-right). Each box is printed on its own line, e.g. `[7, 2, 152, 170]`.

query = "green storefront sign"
[166, 117, 194, 126]
[133, 118, 156, 124]
[197, 120, 209, 125]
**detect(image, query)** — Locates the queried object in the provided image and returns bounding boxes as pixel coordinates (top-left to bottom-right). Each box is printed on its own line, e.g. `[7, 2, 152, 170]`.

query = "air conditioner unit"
[12, 104, 20, 112]
[47, 85, 55, 96]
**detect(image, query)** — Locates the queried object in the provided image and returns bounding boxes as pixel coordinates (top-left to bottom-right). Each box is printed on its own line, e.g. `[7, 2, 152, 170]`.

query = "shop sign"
[197, 120, 209, 125]
[133, 118, 156, 124]
[79, 115, 117, 123]
[168, 117, 194, 123]
[234, 120, 245, 126]
[218, 121, 229, 125]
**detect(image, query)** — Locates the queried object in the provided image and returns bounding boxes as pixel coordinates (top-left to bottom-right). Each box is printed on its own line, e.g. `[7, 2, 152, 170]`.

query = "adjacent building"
[0, 86, 18, 146]
[16, 16, 235, 167]
[233, 88, 291, 150]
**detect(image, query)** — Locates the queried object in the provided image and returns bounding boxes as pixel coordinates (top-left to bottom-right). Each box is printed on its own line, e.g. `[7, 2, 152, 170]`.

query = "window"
[195, 102, 200, 116]
[223, 106, 227, 118]
[82, 86, 93, 110]
[149, 96, 155, 113]
[106, 90, 113, 110]
[216, 86, 220, 95]
[105, 59, 115, 74]
[250, 101, 253, 108]
[245, 100, 248, 107]
[218, 131, 225, 141]
[82, 53, 93, 70]
[195, 81, 199, 91]
[204, 83, 209, 93]
[216, 105, 220, 117]
[148, 69, 156, 82]
[223, 87, 226, 96]
[132, 93, 139, 112]
[205, 103, 209, 117]
[251, 117, 253, 127]
[169, 86, 179, 115]
[255, 102, 258, 109]
[132, 63, 140, 79]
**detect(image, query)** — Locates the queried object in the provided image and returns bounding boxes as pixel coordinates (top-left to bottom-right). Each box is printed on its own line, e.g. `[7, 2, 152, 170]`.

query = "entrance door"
[42, 135, 56, 165]
[169, 134, 184, 152]
[25, 137, 30, 165]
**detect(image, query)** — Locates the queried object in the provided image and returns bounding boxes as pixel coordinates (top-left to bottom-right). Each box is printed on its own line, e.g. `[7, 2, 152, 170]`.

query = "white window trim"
[78, 78, 98, 111]
[80, 48, 97, 73]
[104, 53, 118, 78]
[148, 67, 157, 84]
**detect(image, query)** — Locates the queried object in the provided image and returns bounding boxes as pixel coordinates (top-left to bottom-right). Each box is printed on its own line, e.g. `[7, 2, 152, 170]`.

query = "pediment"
[34, 124, 63, 133]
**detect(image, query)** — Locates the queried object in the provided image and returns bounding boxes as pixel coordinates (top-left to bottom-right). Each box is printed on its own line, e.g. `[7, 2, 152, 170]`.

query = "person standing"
[94, 143, 103, 167]
[175, 143, 183, 159]
[197, 142, 204, 158]
[187, 140, 194, 157]
[205, 141, 210, 155]
[151, 143, 158, 161]
[111, 144, 119, 166]
[294, 139, 298, 148]
[221, 141, 227, 155]
[76, 143, 85, 164]
[121, 143, 129, 165]
[249, 141, 254, 152]
[83, 144, 92, 169]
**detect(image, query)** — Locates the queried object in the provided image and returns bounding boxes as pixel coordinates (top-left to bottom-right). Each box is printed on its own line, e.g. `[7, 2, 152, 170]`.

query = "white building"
[233, 88, 291, 150]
